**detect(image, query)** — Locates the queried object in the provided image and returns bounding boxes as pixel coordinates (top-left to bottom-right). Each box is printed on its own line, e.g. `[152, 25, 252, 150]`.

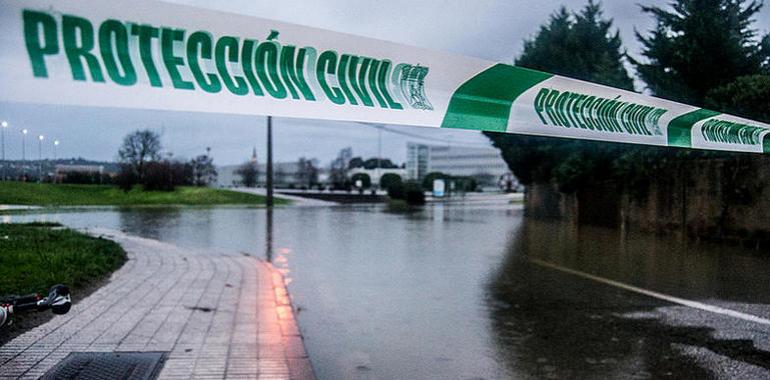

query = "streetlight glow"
[39, 135, 44, 141]
[22, 129, 27, 134]
[1, 121, 7, 128]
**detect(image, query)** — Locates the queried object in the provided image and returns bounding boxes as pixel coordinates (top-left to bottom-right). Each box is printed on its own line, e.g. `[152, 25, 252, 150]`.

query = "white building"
[217, 162, 316, 188]
[405, 142, 512, 186]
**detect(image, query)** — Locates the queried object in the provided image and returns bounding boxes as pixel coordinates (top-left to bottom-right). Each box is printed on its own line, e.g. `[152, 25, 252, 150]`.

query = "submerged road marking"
[529, 258, 770, 326]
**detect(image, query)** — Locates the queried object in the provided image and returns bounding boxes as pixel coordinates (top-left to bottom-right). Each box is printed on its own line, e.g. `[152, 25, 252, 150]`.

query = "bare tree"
[296, 157, 319, 188]
[118, 130, 162, 180]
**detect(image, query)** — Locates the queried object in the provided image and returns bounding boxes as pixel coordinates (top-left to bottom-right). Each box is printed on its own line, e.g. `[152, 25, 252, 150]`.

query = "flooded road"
[6, 199, 770, 379]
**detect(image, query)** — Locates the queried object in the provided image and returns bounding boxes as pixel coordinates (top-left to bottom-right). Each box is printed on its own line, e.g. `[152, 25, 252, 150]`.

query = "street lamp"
[53, 140, 59, 161]
[38, 135, 44, 182]
[21, 129, 27, 159]
[21, 128, 27, 180]
[1, 121, 7, 180]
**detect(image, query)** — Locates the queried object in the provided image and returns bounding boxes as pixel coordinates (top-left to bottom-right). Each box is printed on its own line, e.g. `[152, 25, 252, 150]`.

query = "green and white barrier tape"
[1, 0, 768, 153]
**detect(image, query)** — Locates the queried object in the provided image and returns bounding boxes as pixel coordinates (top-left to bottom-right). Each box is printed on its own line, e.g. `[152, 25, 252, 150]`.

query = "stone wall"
[524, 157, 770, 248]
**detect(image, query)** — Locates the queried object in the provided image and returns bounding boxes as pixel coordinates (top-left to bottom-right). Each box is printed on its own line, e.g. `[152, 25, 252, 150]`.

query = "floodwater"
[6, 199, 770, 379]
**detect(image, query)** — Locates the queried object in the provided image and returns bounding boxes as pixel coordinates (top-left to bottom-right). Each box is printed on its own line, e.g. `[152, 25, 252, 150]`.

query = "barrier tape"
[1, 0, 768, 154]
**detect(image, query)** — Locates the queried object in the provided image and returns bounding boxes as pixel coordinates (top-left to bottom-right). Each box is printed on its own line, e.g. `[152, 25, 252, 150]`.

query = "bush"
[115, 164, 138, 192]
[379, 173, 402, 190]
[351, 173, 372, 189]
[387, 180, 425, 206]
[60, 171, 109, 185]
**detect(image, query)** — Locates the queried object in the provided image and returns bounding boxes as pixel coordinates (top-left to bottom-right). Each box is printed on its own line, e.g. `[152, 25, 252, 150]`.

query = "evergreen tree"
[517, 2, 634, 90]
[706, 75, 770, 123]
[632, 0, 770, 105]
[486, 1, 634, 190]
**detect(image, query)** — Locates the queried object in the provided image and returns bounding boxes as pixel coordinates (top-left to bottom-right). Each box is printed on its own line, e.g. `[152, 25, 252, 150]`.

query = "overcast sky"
[1, 1, 768, 166]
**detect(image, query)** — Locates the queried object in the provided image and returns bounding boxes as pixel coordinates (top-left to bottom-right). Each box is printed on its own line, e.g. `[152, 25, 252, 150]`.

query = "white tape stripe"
[529, 258, 770, 326]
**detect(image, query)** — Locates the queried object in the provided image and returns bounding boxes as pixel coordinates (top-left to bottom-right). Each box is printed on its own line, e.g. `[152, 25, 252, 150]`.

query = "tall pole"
[38, 135, 44, 182]
[1, 121, 7, 180]
[21, 129, 27, 180]
[377, 126, 382, 190]
[266, 116, 274, 208]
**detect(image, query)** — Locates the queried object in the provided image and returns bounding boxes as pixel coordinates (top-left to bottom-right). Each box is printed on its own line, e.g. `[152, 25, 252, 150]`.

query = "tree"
[705, 75, 770, 123]
[236, 161, 259, 188]
[517, 1, 634, 90]
[485, 1, 635, 190]
[296, 157, 319, 188]
[615, 0, 770, 196]
[351, 173, 372, 189]
[348, 157, 365, 169]
[118, 130, 162, 180]
[330, 147, 353, 189]
[379, 173, 402, 190]
[632, 0, 769, 106]
[191, 152, 218, 187]
[115, 164, 137, 192]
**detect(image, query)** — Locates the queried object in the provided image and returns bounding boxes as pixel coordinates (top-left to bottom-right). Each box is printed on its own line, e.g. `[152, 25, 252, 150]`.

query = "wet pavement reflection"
[7, 200, 770, 379]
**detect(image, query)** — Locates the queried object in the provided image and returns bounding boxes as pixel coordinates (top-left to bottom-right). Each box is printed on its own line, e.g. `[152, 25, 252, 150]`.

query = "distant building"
[406, 143, 430, 180]
[54, 164, 112, 184]
[217, 162, 321, 188]
[405, 143, 513, 187]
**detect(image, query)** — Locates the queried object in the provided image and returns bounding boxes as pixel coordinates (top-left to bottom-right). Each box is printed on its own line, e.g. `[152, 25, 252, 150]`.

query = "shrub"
[387, 180, 425, 206]
[379, 173, 402, 190]
[351, 173, 372, 189]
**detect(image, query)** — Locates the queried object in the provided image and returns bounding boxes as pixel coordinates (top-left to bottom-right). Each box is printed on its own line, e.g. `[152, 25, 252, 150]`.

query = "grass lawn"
[0, 223, 127, 344]
[0, 182, 286, 207]
[0, 223, 126, 296]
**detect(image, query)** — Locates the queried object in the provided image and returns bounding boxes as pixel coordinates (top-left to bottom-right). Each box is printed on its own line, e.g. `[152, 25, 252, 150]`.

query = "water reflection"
[6, 204, 770, 379]
[265, 207, 274, 263]
[487, 220, 770, 379]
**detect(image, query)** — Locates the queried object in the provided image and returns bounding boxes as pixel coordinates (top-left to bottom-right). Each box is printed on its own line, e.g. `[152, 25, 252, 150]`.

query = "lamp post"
[53, 140, 59, 161]
[38, 135, 44, 182]
[21, 128, 27, 180]
[266, 116, 274, 208]
[1, 121, 7, 180]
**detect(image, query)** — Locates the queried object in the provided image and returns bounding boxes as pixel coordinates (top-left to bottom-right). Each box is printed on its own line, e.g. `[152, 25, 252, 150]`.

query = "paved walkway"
[0, 229, 314, 380]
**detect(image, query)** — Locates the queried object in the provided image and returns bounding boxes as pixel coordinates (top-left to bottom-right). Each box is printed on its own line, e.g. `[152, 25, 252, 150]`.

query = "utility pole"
[1, 121, 7, 180]
[21, 129, 27, 180]
[38, 135, 44, 182]
[377, 126, 382, 191]
[266, 116, 274, 208]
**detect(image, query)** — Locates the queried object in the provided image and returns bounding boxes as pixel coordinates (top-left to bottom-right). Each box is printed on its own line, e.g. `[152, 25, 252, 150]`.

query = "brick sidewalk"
[0, 230, 314, 380]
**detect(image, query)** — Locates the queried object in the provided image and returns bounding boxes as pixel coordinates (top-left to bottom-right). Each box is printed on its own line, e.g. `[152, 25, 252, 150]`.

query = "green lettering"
[316, 51, 345, 105]
[131, 25, 162, 87]
[241, 39, 264, 96]
[23, 10, 59, 78]
[186, 31, 221, 93]
[255, 41, 287, 99]
[214, 36, 248, 95]
[161, 28, 193, 90]
[98, 20, 136, 86]
[62, 15, 104, 82]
